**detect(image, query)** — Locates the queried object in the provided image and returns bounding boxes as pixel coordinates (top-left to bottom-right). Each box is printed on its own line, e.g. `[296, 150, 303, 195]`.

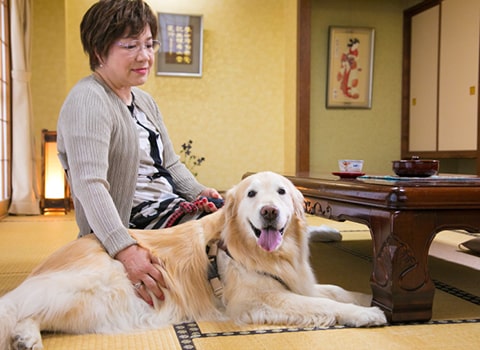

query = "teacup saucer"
[332, 171, 365, 179]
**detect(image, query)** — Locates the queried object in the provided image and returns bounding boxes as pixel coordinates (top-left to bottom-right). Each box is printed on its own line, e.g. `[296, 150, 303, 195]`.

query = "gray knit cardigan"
[57, 75, 206, 257]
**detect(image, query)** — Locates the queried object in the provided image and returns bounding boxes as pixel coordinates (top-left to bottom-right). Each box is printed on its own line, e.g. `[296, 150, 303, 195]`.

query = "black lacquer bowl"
[392, 158, 439, 177]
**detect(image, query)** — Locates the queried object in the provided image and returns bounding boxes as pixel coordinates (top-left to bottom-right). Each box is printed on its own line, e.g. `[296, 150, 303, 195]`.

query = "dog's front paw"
[345, 306, 387, 327]
[308, 225, 342, 242]
[11, 319, 43, 350]
[11, 333, 44, 350]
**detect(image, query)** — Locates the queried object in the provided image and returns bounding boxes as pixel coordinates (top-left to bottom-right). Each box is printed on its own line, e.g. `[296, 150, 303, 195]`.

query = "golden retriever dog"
[0, 171, 386, 350]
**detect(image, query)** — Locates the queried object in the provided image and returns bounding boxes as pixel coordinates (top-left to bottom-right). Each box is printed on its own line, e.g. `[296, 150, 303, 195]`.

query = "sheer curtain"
[8, 0, 40, 215]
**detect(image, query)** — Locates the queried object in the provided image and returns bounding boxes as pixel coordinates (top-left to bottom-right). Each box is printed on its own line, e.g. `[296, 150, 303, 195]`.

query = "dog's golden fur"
[0, 172, 386, 350]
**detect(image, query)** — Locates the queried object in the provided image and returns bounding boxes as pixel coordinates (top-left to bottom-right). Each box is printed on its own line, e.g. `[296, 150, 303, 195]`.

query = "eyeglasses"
[115, 40, 161, 55]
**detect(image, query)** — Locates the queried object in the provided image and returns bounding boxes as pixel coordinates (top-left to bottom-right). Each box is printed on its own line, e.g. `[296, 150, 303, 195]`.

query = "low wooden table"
[285, 174, 480, 323]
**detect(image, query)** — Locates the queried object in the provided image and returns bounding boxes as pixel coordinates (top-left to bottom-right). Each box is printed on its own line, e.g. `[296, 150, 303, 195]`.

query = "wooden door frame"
[296, 0, 311, 175]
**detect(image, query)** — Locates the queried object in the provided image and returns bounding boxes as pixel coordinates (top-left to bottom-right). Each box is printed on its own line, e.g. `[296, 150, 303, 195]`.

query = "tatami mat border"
[327, 242, 480, 307]
[433, 279, 480, 305]
[328, 241, 373, 262]
[173, 322, 348, 350]
[173, 318, 480, 350]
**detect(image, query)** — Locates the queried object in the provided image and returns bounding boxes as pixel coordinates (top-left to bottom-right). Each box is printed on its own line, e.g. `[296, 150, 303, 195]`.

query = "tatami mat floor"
[1, 212, 480, 349]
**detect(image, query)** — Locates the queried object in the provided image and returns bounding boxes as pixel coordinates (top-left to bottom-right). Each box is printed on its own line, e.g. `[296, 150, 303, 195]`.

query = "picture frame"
[326, 26, 375, 109]
[156, 13, 203, 77]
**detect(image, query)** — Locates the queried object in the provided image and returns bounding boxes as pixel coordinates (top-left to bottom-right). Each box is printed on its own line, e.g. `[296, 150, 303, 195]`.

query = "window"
[0, 0, 11, 217]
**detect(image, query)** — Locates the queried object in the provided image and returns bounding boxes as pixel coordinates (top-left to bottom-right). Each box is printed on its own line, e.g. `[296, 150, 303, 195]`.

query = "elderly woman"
[57, 0, 222, 306]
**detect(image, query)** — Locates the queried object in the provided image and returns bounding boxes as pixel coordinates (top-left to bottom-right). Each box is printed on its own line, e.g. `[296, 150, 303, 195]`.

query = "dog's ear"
[288, 180, 306, 219]
[224, 176, 252, 220]
[224, 185, 238, 218]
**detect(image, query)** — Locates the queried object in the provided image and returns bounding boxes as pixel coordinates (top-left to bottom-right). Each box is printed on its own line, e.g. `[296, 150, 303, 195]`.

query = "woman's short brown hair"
[80, 0, 158, 71]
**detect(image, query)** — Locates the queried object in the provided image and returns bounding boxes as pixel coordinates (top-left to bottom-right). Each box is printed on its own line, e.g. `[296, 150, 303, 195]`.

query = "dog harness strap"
[206, 240, 224, 299]
[259, 272, 291, 292]
[206, 239, 292, 300]
[210, 277, 223, 299]
[217, 241, 291, 292]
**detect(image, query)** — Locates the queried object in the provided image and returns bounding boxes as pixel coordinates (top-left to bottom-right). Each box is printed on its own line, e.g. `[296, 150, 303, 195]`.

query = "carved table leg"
[368, 209, 436, 323]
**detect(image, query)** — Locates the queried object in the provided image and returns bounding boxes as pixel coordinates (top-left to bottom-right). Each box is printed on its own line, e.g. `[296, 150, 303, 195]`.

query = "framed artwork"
[156, 13, 203, 77]
[326, 26, 375, 108]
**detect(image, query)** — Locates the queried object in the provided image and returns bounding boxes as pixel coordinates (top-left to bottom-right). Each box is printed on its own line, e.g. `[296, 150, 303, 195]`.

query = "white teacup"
[338, 160, 364, 173]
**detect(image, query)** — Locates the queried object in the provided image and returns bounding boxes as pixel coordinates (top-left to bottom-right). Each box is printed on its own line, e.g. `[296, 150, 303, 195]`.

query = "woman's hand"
[197, 188, 223, 212]
[115, 244, 166, 306]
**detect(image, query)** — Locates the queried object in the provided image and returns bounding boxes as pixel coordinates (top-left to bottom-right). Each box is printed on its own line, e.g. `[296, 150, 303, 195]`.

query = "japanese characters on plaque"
[165, 24, 193, 65]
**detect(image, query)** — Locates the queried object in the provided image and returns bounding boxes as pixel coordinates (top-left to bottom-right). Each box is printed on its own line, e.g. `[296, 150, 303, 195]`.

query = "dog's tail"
[0, 297, 17, 350]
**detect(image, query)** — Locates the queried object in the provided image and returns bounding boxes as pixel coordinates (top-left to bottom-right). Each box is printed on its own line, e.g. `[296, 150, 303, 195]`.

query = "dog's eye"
[247, 190, 257, 198]
[278, 187, 286, 195]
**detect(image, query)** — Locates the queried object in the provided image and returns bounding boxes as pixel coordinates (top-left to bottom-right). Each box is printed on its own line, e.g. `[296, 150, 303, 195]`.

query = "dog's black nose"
[261, 205, 278, 221]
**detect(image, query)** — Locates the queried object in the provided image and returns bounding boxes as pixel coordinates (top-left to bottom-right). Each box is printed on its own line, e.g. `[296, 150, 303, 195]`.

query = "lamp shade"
[41, 129, 70, 214]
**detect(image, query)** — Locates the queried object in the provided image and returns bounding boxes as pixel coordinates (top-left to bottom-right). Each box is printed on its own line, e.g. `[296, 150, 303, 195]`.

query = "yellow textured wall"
[310, 0, 409, 176]
[33, 0, 297, 191]
[31, 0, 66, 190]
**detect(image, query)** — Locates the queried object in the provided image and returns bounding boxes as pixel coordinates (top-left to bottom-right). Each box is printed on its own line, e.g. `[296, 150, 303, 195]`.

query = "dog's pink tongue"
[258, 228, 282, 252]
